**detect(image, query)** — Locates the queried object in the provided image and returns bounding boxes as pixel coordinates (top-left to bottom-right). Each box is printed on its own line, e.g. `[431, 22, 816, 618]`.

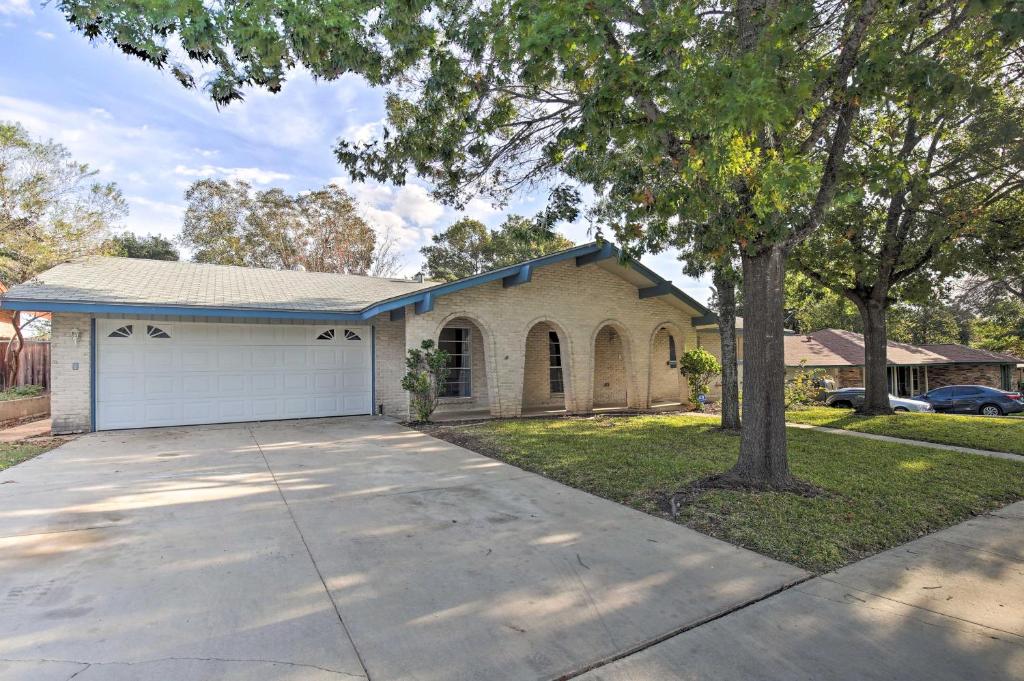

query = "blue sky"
[0, 1, 713, 304]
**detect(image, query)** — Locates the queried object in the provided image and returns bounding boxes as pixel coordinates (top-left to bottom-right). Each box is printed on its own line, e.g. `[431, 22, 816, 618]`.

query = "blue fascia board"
[414, 293, 434, 315]
[502, 264, 532, 288]
[638, 281, 675, 299]
[575, 242, 615, 267]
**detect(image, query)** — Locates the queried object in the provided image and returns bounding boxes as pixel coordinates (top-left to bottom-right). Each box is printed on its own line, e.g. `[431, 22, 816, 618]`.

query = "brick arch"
[648, 321, 688, 407]
[589, 319, 639, 409]
[430, 311, 501, 416]
[521, 316, 576, 413]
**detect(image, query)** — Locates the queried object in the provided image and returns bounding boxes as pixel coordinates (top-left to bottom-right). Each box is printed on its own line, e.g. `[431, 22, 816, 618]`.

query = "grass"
[0, 385, 45, 401]
[429, 414, 1024, 573]
[785, 406, 1024, 455]
[0, 439, 61, 471]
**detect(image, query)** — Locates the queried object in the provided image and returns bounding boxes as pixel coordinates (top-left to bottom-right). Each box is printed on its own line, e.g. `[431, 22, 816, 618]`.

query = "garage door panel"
[100, 347, 137, 372]
[99, 375, 137, 400]
[97, 321, 372, 430]
[252, 348, 279, 369]
[181, 349, 215, 371]
[142, 374, 178, 398]
[251, 374, 280, 394]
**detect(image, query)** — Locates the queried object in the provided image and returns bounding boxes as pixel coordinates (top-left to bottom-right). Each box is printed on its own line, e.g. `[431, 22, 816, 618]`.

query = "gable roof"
[0, 242, 710, 322]
[785, 329, 950, 367]
[785, 329, 1022, 367]
[920, 344, 1024, 365]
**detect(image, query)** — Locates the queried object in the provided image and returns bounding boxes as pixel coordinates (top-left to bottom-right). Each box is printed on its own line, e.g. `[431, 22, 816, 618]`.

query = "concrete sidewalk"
[577, 501, 1024, 680]
[0, 418, 51, 443]
[787, 421, 1023, 462]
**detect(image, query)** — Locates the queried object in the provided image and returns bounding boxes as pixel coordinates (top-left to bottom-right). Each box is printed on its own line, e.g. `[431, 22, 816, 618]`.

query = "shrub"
[401, 339, 451, 422]
[0, 385, 45, 401]
[785, 361, 831, 409]
[678, 348, 721, 411]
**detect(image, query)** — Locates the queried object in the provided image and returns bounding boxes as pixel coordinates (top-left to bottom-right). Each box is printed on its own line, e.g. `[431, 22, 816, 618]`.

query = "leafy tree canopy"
[421, 215, 573, 282]
[105, 232, 179, 261]
[180, 179, 386, 275]
[0, 121, 126, 287]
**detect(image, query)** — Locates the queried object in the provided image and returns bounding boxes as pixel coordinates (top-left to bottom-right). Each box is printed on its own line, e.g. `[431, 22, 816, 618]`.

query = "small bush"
[0, 385, 45, 401]
[678, 348, 722, 411]
[401, 339, 451, 422]
[785, 361, 831, 409]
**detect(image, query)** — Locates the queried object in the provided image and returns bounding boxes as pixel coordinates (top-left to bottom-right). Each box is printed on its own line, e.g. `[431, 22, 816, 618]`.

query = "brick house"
[783, 328, 1023, 396]
[0, 242, 713, 433]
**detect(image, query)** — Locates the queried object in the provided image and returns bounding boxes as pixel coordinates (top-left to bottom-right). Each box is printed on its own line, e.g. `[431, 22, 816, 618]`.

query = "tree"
[785, 272, 863, 335]
[401, 340, 451, 422]
[104, 232, 179, 261]
[0, 121, 126, 388]
[960, 216, 1024, 303]
[421, 215, 573, 282]
[678, 348, 722, 412]
[0, 122, 126, 286]
[58, 0, 1024, 489]
[180, 180, 385, 275]
[792, 39, 1024, 413]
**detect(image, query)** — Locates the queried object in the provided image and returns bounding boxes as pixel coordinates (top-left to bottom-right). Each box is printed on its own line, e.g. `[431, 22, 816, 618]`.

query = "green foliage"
[445, 414, 1024, 572]
[181, 180, 378, 274]
[785, 272, 862, 334]
[0, 384, 44, 401]
[678, 348, 721, 410]
[0, 439, 60, 472]
[400, 339, 451, 422]
[421, 215, 573, 282]
[0, 121, 126, 287]
[784, 361, 830, 409]
[105, 232, 179, 261]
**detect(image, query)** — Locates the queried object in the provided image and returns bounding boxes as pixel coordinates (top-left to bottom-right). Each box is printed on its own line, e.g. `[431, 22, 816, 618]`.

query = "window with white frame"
[439, 327, 472, 397]
[548, 331, 564, 394]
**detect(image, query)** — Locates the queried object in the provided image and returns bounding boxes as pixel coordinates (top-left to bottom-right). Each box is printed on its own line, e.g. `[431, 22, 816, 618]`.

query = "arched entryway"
[592, 322, 630, 409]
[649, 323, 686, 407]
[522, 320, 570, 414]
[434, 316, 494, 416]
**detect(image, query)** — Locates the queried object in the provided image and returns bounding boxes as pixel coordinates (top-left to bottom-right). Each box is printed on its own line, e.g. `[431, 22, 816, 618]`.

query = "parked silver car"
[824, 388, 934, 412]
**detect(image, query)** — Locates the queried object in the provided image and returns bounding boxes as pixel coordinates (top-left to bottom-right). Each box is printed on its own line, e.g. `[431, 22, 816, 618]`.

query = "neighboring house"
[783, 329, 1023, 395]
[0, 283, 15, 339]
[0, 243, 714, 433]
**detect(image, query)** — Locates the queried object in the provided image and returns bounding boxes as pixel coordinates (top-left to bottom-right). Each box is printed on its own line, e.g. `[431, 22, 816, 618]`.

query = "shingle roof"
[785, 329, 951, 367]
[1, 256, 435, 313]
[920, 344, 1024, 364]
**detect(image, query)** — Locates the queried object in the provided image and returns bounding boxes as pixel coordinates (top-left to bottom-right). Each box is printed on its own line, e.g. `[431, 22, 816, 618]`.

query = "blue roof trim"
[0, 241, 713, 320]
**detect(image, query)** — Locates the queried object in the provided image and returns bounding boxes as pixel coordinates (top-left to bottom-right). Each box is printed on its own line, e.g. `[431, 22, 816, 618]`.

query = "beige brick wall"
[50, 313, 92, 434]
[593, 325, 627, 406]
[522, 322, 566, 409]
[402, 259, 701, 418]
[371, 313, 407, 417]
[649, 327, 685, 404]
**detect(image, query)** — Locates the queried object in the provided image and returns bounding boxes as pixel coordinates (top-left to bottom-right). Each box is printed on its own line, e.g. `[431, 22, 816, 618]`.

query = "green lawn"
[0, 439, 61, 471]
[429, 415, 1024, 572]
[785, 406, 1024, 455]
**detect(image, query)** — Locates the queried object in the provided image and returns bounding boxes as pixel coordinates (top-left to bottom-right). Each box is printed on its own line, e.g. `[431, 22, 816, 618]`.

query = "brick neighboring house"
[783, 328, 1023, 396]
[0, 243, 714, 433]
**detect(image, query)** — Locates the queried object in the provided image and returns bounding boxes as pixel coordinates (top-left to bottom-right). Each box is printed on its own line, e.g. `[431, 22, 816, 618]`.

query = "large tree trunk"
[725, 245, 793, 489]
[857, 296, 892, 414]
[3, 311, 23, 389]
[713, 266, 741, 432]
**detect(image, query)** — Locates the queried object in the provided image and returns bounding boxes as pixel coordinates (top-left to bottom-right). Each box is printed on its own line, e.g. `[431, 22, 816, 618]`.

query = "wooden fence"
[0, 340, 50, 390]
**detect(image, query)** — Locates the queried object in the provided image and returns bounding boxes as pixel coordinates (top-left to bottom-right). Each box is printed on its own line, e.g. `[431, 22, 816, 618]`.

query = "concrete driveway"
[0, 417, 805, 681]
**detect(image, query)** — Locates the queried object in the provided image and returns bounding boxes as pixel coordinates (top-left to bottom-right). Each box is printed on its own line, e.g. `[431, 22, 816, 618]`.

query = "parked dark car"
[912, 385, 1024, 416]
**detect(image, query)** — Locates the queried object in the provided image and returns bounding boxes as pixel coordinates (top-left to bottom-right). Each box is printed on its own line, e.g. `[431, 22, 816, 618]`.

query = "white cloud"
[392, 184, 444, 226]
[0, 0, 32, 16]
[35, 30, 54, 40]
[174, 164, 290, 185]
[343, 120, 383, 145]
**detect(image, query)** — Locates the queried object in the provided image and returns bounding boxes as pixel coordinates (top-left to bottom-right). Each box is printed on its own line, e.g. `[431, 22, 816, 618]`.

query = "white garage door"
[96, 319, 372, 430]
